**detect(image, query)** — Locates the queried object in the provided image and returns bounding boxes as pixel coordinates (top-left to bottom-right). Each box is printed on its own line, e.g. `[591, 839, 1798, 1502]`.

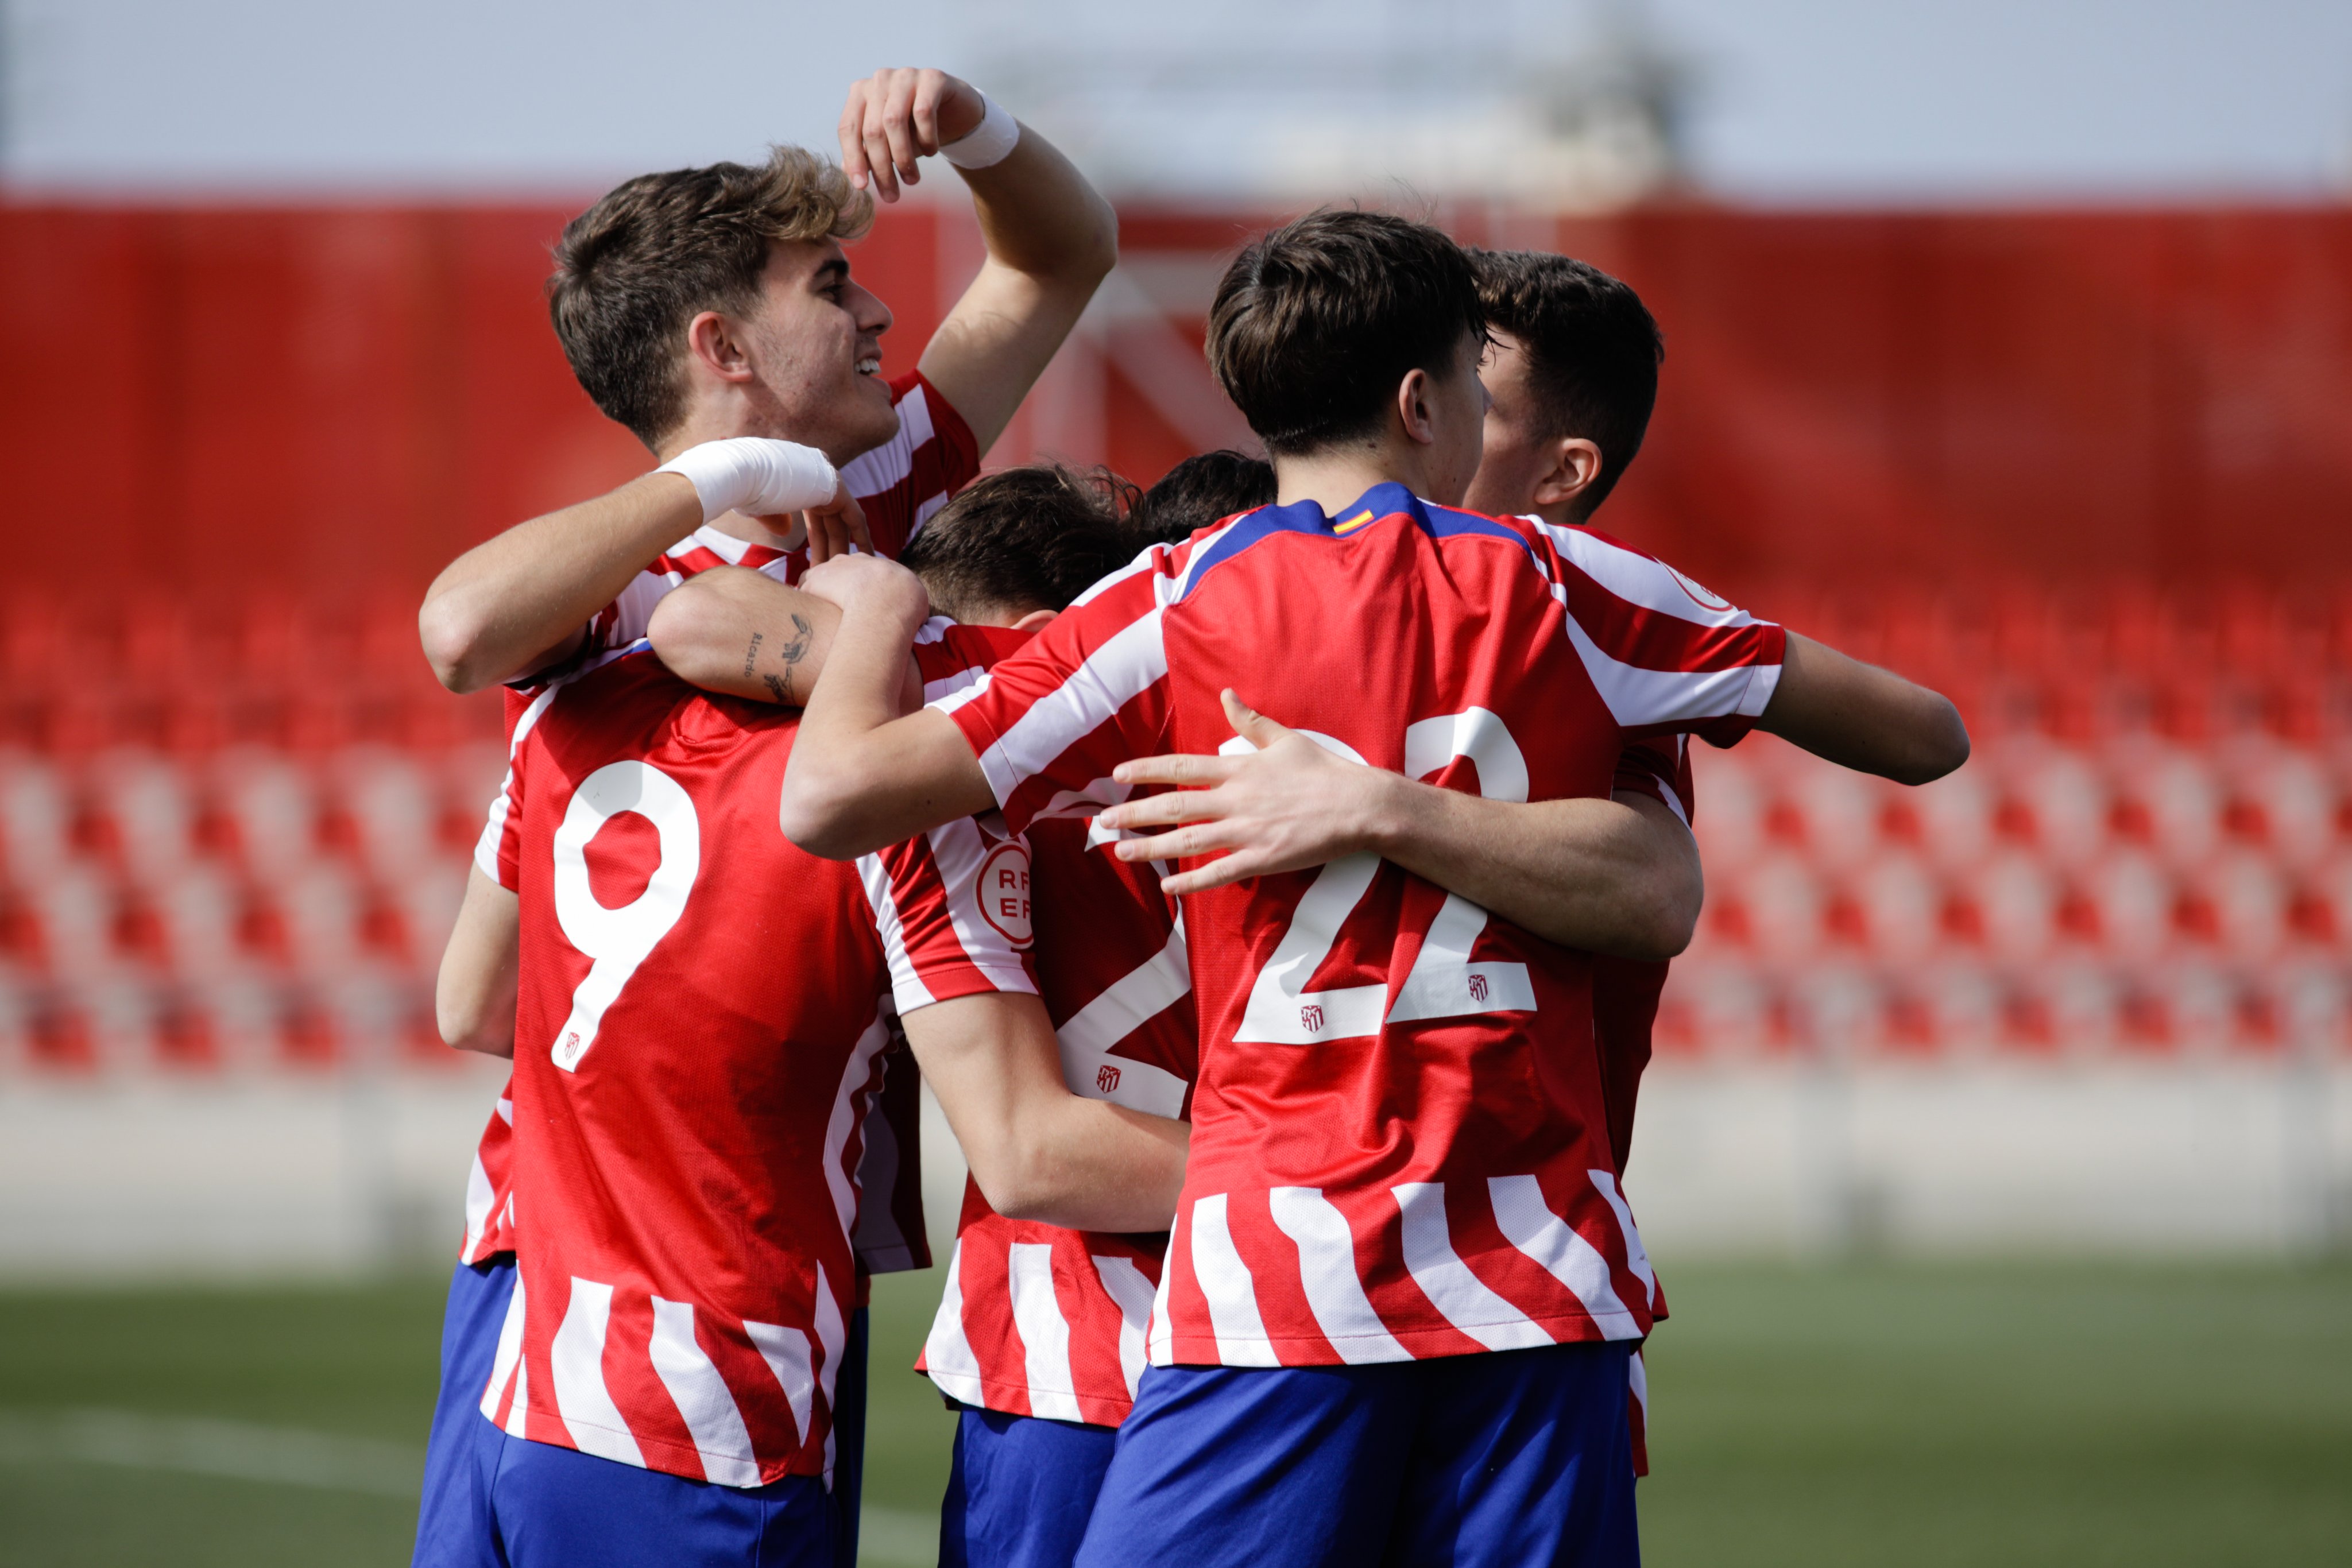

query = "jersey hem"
[919, 1365, 1134, 1428]
[521, 1416, 822, 1490]
[1153, 1306, 1648, 1369]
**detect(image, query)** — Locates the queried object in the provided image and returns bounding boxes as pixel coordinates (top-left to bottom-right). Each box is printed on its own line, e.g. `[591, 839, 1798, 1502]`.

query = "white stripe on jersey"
[1588, 1171, 1660, 1309]
[1391, 1183, 1553, 1352]
[1552, 591, 1783, 729]
[461, 1150, 497, 1263]
[480, 1271, 528, 1434]
[1267, 1187, 1409, 1364]
[1532, 521, 1762, 630]
[1189, 1195, 1281, 1366]
[551, 1276, 646, 1466]
[922, 1240, 989, 1407]
[1071, 547, 1161, 608]
[1007, 1244, 1084, 1423]
[1090, 1255, 1158, 1400]
[1054, 922, 1191, 1117]
[1628, 1346, 1649, 1416]
[648, 1297, 763, 1487]
[1487, 1175, 1634, 1329]
[474, 683, 563, 882]
[840, 383, 932, 500]
[974, 610, 1167, 808]
[927, 671, 993, 715]
[925, 817, 1034, 996]
[854, 859, 928, 1008]
[742, 1318, 819, 1445]
[812, 1262, 848, 1481]
[822, 1015, 893, 1246]
[1146, 1219, 1177, 1365]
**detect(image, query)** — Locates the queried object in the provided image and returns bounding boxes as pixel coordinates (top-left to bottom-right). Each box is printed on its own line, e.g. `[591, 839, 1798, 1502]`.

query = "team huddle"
[408, 67, 1968, 1568]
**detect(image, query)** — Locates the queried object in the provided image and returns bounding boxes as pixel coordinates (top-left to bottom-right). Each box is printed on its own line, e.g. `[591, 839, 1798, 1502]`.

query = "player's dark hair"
[1124, 450, 1278, 547]
[549, 146, 873, 447]
[1467, 248, 1664, 518]
[1207, 210, 1487, 458]
[901, 464, 1136, 620]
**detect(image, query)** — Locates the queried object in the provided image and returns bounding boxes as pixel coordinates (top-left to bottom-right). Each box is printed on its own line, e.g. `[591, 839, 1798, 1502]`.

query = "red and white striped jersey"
[920, 800, 1196, 1428]
[943, 486, 1783, 1370]
[474, 641, 1036, 1488]
[579, 373, 978, 663]
[474, 620, 1015, 1279]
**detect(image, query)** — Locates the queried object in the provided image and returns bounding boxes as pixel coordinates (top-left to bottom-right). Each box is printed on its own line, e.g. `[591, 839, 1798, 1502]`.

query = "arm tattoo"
[752, 614, 816, 706]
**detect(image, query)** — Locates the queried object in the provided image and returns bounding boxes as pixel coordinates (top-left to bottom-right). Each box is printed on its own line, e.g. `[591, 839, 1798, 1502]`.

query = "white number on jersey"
[550, 761, 701, 1072]
[1233, 709, 1536, 1045]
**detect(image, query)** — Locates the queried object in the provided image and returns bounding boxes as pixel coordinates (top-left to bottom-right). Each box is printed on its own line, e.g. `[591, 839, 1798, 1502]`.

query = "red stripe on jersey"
[942, 486, 1767, 1370]
[501, 649, 1031, 1485]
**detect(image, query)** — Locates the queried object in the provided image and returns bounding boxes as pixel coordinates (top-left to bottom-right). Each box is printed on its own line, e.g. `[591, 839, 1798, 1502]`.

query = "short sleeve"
[1533, 522, 1786, 748]
[935, 553, 1175, 834]
[858, 815, 1039, 1016]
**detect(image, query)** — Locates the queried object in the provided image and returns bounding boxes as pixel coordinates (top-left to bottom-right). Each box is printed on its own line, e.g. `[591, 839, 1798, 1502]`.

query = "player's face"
[1421, 331, 1492, 507]
[1460, 331, 1547, 517]
[734, 239, 900, 464]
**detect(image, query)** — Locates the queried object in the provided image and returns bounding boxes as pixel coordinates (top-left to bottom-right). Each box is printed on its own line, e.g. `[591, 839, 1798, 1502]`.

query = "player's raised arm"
[420, 442, 863, 693]
[779, 554, 994, 857]
[840, 68, 1117, 452]
[1756, 631, 1970, 785]
[1098, 691, 1707, 958]
[902, 992, 1187, 1232]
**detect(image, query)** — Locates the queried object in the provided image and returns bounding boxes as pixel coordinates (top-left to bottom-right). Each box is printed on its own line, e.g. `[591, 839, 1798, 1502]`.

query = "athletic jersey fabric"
[475, 638, 1034, 1489]
[461, 370, 978, 1271]
[920, 791, 1196, 1428]
[939, 486, 1784, 1370]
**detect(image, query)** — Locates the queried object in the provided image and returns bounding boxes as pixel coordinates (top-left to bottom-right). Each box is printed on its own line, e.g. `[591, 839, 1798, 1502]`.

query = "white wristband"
[656, 438, 838, 523]
[941, 92, 1019, 170]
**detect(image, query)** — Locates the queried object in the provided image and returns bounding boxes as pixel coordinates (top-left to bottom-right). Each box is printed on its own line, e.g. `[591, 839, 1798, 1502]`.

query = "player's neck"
[1272, 443, 1448, 518]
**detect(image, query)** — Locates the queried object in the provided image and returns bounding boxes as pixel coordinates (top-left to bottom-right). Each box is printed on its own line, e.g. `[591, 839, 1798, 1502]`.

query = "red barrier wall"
[5, 200, 2349, 611]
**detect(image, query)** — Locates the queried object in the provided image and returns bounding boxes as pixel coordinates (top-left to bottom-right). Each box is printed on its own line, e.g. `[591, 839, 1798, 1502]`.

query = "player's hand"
[1097, 691, 1392, 895]
[838, 68, 987, 203]
[793, 477, 871, 565]
[798, 551, 931, 625]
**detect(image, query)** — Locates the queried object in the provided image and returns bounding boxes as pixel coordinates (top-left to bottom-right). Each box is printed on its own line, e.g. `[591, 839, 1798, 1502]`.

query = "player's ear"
[1396, 366, 1438, 447]
[1011, 608, 1057, 633]
[1533, 438, 1604, 512]
[685, 310, 759, 385]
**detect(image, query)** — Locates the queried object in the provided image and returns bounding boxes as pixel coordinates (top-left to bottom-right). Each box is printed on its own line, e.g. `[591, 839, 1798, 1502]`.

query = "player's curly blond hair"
[549, 145, 875, 446]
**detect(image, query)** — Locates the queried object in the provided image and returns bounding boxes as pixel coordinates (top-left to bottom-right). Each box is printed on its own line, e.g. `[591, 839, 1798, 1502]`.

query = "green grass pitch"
[1, 1261, 2346, 1566]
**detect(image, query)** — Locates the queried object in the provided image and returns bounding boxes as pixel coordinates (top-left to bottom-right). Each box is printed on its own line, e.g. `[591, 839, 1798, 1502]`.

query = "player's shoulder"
[1534, 517, 1759, 627]
[1170, 483, 1545, 606]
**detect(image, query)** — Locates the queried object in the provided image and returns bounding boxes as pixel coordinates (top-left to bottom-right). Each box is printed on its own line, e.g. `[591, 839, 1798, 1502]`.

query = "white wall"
[5, 1054, 2342, 1281]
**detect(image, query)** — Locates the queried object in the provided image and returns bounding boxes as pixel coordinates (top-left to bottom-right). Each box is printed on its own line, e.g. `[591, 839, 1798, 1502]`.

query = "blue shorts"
[1072, 1340, 1638, 1568]
[413, 1257, 519, 1568]
[939, 1404, 1118, 1568]
[412, 1277, 870, 1568]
